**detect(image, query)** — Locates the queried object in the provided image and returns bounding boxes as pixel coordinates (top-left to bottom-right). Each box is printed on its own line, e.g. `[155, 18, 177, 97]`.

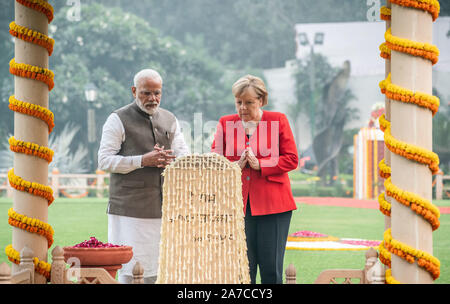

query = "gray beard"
[135, 98, 159, 115]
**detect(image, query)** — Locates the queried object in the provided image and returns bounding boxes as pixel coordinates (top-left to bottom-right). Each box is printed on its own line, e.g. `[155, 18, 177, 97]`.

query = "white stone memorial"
[156, 153, 250, 284]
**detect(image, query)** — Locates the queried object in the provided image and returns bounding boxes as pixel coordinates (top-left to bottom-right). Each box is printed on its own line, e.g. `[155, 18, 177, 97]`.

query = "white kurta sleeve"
[172, 118, 190, 157]
[98, 113, 143, 174]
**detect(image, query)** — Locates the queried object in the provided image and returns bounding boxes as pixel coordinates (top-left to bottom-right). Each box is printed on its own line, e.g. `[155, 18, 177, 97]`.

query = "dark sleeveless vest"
[107, 102, 177, 218]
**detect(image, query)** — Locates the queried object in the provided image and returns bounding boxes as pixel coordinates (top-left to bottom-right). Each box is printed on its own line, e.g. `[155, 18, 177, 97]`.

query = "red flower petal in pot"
[62, 246, 133, 279]
[63, 246, 133, 266]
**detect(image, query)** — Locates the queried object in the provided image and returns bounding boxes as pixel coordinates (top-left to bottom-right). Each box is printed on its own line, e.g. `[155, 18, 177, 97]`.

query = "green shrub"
[288, 171, 313, 181]
[316, 186, 335, 197]
[290, 182, 353, 197]
[291, 184, 313, 196]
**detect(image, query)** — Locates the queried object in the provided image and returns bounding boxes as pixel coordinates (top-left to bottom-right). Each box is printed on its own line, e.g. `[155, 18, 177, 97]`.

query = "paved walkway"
[294, 197, 450, 214]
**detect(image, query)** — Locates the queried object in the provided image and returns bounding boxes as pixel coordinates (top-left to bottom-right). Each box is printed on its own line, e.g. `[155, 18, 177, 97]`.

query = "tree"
[291, 53, 340, 132]
[292, 54, 359, 183]
[0, 1, 16, 141]
[93, 0, 372, 69]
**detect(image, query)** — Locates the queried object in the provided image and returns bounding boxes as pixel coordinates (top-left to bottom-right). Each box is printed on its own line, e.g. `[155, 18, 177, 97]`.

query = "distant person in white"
[98, 69, 189, 284]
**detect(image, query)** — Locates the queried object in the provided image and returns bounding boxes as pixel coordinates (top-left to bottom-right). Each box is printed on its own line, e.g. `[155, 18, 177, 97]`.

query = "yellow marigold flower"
[380, 6, 391, 16]
[385, 229, 440, 267]
[385, 178, 440, 218]
[386, 269, 400, 284]
[378, 159, 391, 175]
[378, 192, 391, 211]
[379, 42, 391, 54]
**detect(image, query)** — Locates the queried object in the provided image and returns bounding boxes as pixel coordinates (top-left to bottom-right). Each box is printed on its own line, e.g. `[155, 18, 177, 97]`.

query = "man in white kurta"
[98, 69, 189, 284]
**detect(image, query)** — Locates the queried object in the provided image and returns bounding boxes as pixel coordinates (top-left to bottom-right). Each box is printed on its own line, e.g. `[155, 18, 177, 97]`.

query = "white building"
[264, 18, 450, 152]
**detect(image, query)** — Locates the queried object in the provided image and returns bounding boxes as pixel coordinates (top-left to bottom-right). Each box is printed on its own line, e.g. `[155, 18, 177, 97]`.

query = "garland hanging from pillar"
[377, 0, 441, 283]
[5, 0, 56, 281]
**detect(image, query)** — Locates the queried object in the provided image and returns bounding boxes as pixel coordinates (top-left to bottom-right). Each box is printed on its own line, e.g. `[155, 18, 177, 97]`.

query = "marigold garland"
[378, 159, 391, 179]
[4, 245, 51, 280]
[9, 95, 55, 134]
[380, 74, 440, 116]
[385, 28, 439, 65]
[7, 0, 55, 283]
[9, 58, 54, 91]
[15, 0, 54, 23]
[385, 269, 401, 284]
[378, 192, 391, 216]
[8, 208, 54, 248]
[9, 136, 54, 163]
[380, 6, 392, 21]
[378, 1, 441, 284]
[378, 241, 392, 268]
[384, 177, 440, 230]
[389, 0, 440, 22]
[379, 114, 440, 174]
[8, 169, 54, 206]
[384, 228, 440, 280]
[379, 42, 391, 60]
[380, 6, 391, 20]
[10, 58, 54, 79]
[9, 21, 54, 56]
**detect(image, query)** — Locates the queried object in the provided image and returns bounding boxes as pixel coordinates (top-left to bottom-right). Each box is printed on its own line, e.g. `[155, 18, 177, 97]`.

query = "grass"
[0, 197, 449, 284]
[434, 200, 450, 207]
[285, 203, 450, 284]
[284, 204, 384, 284]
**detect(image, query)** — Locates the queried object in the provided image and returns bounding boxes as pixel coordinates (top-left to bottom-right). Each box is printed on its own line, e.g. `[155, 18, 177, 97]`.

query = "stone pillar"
[390, 4, 434, 284]
[12, 1, 51, 284]
[383, 0, 392, 233]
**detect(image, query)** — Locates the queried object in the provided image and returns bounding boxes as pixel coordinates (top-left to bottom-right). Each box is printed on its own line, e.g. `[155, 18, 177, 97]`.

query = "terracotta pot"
[63, 246, 133, 279]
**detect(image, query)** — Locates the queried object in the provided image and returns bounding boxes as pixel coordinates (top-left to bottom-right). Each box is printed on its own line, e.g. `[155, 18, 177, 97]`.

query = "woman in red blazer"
[211, 75, 299, 284]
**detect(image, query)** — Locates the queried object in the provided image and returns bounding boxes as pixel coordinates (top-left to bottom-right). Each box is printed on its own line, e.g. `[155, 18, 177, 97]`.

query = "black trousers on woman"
[244, 201, 292, 284]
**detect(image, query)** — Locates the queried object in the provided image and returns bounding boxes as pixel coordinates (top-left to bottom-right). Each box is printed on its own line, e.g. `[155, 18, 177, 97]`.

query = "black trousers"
[244, 201, 292, 284]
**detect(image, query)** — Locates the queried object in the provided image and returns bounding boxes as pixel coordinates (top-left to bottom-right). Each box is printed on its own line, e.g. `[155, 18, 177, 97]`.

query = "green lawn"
[285, 203, 450, 284]
[0, 197, 449, 284]
[434, 200, 450, 207]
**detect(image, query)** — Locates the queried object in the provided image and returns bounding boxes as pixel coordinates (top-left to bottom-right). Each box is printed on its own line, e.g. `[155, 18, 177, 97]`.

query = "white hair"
[133, 69, 163, 87]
